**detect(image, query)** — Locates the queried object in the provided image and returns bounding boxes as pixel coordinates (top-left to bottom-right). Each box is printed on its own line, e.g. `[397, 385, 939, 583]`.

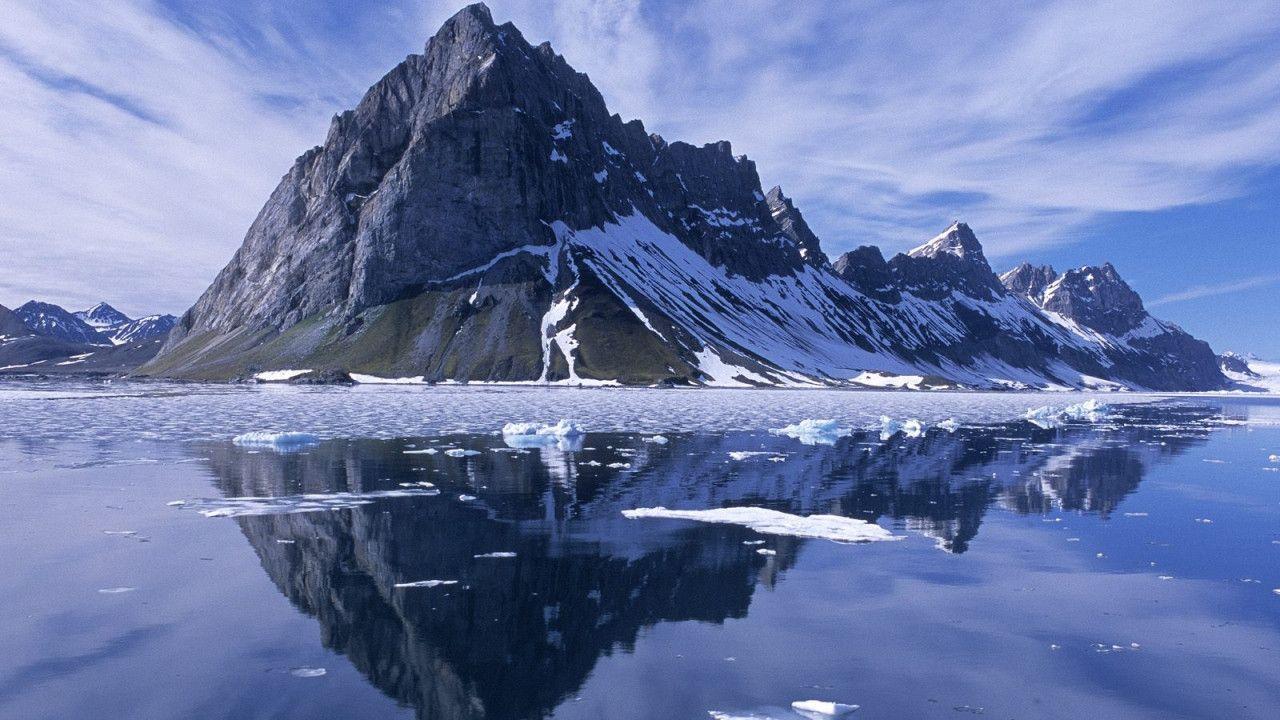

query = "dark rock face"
[832, 246, 899, 302]
[143, 3, 1228, 392]
[16, 301, 109, 345]
[765, 186, 826, 267]
[1038, 263, 1145, 336]
[999, 263, 1058, 302]
[0, 304, 32, 338]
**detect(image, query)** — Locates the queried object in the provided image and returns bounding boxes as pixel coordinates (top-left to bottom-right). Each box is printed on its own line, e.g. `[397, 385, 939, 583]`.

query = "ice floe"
[644, 434, 669, 444]
[791, 699, 860, 718]
[502, 420, 586, 450]
[289, 667, 327, 678]
[756, 548, 777, 556]
[185, 488, 440, 518]
[444, 448, 481, 457]
[97, 586, 136, 594]
[474, 551, 517, 558]
[879, 415, 924, 439]
[771, 419, 849, 445]
[403, 448, 438, 455]
[393, 580, 458, 588]
[936, 418, 960, 432]
[231, 431, 319, 450]
[621, 506, 901, 543]
[728, 451, 787, 461]
[1025, 399, 1111, 428]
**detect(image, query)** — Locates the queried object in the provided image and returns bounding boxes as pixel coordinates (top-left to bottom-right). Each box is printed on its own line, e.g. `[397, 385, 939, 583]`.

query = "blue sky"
[1, 0, 1278, 355]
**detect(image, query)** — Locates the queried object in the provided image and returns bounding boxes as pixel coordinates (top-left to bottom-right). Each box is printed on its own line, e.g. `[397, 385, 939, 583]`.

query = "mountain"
[0, 304, 32, 339]
[112, 314, 177, 345]
[74, 302, 132, 331]
[997, 263, 1223, 389]
[2, 300, 175, 375]
[15, 301, 109, 345]
[142, 3, 1228, 391]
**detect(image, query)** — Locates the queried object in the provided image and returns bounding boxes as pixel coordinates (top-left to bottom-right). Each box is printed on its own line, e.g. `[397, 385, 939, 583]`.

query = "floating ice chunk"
[186, 488, 440, 518]
[165, 500, 185, 506]
[1158, 575, 1174, 580]
[1061, 399, 1109, 421]
[644, 435, 669, 444]
[97, 586, 136, 594]
[621, 506, 901, 543]
[756, 548, 777, 556]
[474, 551, 516, 558]
[1194, 517, 1213, 524]
[936, 418, 960, 433]
[459, 494, 477, 502]
[1123, 512, 1148, 517]
[728, 451, 787, 461]
[879, 415, 924, 439]
[289, 667, 327, 678]
[607, 462, 631, 469]
[1270, 454, 1279, 463]
[232, 431, 319, 451]
[1273, 588, 1280, 596]
[502, 420, 586, 450]
[444, 448, 481, 457]
[771, 419, 849, 445]
[394, 580, 458, 588]
[743, 540, 766, 545]
[791, 699, 860, 717]
[102, 530, 137, 536]
[403, 448, 438, 455]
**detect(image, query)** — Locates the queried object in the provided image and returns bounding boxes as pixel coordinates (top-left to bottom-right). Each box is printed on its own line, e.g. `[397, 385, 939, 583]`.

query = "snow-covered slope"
[111, 314, 177, 345]
[1221, 356, 1280, 393]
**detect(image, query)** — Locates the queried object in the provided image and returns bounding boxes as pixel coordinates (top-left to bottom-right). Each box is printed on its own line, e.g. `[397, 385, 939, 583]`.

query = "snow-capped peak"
[907, 222, 989, 268]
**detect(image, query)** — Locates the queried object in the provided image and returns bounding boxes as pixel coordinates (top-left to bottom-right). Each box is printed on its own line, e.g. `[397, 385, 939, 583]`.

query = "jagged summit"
[75, 302, 131, 330]
[141, 5, 1226, 391]
[765, 186, 826, 267]
[999, 263, 1058, 301]
[908, 222, 990, 270]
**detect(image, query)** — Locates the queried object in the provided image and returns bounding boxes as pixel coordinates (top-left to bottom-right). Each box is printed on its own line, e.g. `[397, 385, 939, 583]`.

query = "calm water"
[2, 382, 1279, 719]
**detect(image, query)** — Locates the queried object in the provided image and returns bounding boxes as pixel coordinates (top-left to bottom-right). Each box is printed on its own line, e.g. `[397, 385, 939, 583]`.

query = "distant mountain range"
[0, 301, 175, 375]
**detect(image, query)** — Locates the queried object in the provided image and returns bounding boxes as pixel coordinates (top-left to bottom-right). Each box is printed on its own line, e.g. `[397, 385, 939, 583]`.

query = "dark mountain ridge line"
[134, 3, 1225, 391]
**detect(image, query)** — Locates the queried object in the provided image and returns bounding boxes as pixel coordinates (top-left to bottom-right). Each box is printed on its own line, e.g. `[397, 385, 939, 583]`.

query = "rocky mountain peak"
[75, 301, 131, 329]
[999, 263, 1058, 301]
[1039, 263, 1147, 335]
[16, 300, 109, 345]
[908, 221, 990, 270]
[832, 246, 899, 302]
[764, 186, 826, 267]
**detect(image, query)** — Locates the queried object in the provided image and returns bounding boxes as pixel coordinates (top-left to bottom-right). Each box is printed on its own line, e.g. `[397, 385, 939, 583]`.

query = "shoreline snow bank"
[621, 506, 901, 543]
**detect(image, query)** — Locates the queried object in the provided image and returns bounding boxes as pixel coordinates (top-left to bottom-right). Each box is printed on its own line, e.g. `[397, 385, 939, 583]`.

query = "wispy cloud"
[1148, 274, 1280, 308]
[2, 0, 1280, 316]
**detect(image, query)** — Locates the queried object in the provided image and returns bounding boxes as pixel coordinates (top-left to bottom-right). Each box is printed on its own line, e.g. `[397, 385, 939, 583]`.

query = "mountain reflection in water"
[195, 404, 1222, 720]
